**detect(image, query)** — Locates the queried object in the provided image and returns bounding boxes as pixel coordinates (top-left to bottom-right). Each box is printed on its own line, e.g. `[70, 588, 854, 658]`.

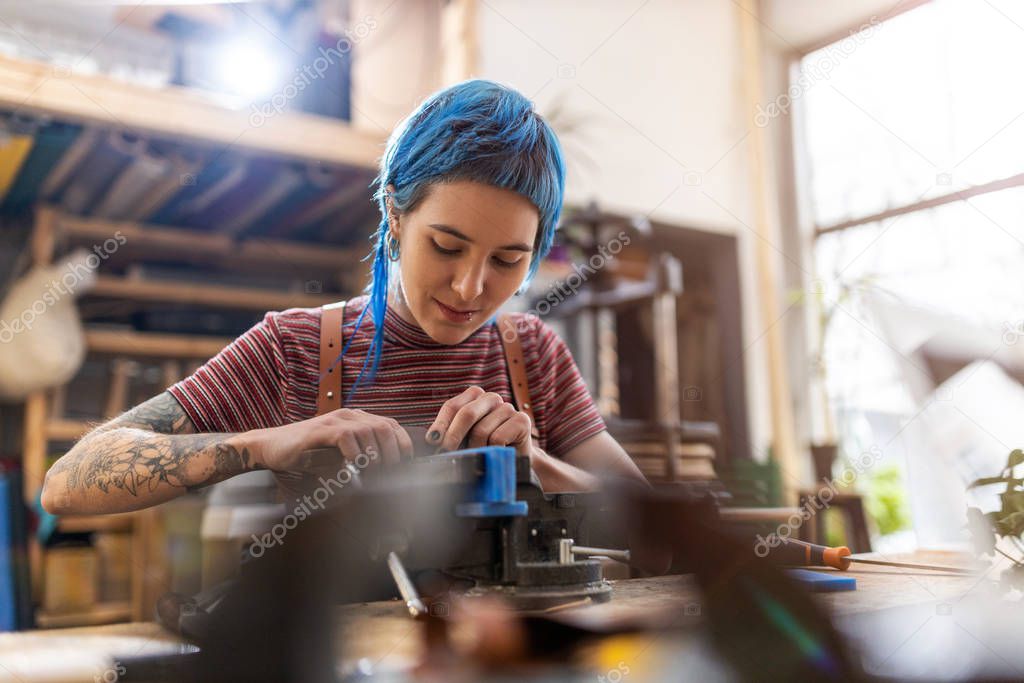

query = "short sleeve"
[168, 311, 289, 433]
[526, 317, 607, 456]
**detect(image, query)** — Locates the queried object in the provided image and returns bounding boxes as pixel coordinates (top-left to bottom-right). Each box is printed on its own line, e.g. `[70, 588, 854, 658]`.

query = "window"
[798, 0, 1024, 548]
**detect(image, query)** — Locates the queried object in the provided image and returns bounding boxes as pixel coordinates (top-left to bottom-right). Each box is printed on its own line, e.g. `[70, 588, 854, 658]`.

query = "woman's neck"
[387, 287, 419, 327]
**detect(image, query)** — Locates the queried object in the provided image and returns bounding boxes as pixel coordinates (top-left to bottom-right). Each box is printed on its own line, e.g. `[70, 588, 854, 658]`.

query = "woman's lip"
[433, 298, 479, 320]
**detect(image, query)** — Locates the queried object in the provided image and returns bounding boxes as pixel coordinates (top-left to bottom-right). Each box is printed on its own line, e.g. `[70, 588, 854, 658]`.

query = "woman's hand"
[245, 408, 413, 473]
[427, 386, 534, 456]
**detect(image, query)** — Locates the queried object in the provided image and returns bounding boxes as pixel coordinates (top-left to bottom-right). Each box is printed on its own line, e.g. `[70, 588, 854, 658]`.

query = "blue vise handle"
[452, 445, 529, 518]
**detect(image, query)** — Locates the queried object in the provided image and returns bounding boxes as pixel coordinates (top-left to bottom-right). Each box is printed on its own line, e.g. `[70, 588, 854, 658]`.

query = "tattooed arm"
[40, 392, 261, 515]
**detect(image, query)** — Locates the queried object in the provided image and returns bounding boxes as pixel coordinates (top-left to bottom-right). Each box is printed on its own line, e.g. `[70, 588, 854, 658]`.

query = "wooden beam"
[57, 513, 135, 534]
[737, 0, 803, 505]
[652, 263, 682, 481]
[23, 391, 47, 504]
[85, 329, 232, 359]
[816, 170, 1024, 237]
[718, 507, 804, 523]
[441, 0, 479, 84]
[35, 602, 132, 629]
[104, 359, 136, 420]
[40, 129, 99, 200]
[53, 211, 363, 272]
[45, 418, 92, 442]
[133, 508, 169, 622]
[89, 274, 337, 311]
[0, 55, 385, 169]
[31, 205, 56, 266]
[161, 360, 183, 388]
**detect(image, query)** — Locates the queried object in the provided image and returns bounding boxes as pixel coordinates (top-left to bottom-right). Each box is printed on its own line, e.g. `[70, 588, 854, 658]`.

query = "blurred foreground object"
[0, 249, 95, 401]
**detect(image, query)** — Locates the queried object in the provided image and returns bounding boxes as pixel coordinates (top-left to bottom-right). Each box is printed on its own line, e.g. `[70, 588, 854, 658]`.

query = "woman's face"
[389, 179, 539, 345]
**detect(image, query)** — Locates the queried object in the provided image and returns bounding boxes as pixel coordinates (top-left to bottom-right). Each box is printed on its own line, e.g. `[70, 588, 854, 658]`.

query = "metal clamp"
[558, 538, 631, 564]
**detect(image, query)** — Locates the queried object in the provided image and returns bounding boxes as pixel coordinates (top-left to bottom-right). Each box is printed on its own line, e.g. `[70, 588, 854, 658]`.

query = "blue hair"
[337, 79, 567, 401]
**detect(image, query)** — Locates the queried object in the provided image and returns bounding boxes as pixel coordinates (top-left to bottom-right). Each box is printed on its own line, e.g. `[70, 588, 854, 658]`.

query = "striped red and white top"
[168, 295, 606, 458]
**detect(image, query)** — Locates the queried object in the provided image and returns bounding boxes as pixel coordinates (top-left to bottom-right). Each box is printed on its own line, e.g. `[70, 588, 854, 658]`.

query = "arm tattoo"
[47, 392, 258, 501]
[50, 431, 257, 498]
[97, 391, 198, 435]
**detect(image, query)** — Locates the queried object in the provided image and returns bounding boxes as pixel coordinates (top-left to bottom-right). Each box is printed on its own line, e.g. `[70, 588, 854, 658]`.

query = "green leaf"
[1003, 492, 1024, 514]
[1003, 511, 1024, 537]
[986, 510, 1011, 537]
[1009, 449, 1024, 470]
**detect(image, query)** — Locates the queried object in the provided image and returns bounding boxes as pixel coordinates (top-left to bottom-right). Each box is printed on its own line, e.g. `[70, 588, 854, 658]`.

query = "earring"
[386, 230, 400, 261]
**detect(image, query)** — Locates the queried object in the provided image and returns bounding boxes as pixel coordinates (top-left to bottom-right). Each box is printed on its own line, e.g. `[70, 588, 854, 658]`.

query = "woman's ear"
[385, 183, 401, 237]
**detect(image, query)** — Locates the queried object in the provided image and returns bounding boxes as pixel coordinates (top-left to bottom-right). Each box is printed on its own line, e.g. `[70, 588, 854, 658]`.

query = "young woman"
[41, 79, 647, 516]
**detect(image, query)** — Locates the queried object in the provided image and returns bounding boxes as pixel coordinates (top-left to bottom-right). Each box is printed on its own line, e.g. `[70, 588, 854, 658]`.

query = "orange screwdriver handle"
[764, 538, 852, 570]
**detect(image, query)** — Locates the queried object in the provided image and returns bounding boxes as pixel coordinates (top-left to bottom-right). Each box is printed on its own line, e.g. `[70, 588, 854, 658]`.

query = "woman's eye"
[431, 240, 460, 256]
[431, 240, 520, 268]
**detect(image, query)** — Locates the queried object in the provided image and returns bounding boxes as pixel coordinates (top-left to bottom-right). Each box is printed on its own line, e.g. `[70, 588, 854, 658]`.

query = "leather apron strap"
[316, 304, 537, 439]
[497, 314, 539, 439]
[317, 301, 346, 416]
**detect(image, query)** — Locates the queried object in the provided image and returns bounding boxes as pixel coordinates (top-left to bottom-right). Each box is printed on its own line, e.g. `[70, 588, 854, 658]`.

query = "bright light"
[214, 40, 283, 100]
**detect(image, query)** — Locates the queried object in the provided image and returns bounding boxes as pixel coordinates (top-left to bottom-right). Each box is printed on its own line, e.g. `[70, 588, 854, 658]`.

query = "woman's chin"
[410, 300, 489, 345]
[426, 324, 477, 346]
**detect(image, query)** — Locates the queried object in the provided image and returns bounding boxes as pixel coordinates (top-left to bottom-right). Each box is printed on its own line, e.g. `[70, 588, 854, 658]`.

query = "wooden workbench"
[334, 550, 992, 671]
[0, 551, 994, 681]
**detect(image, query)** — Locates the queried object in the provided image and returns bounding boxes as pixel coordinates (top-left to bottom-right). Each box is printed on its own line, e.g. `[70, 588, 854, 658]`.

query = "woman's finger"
[487, 411, 534, 456]
[368, 416, 402, 467]
[427, 386, 485, 445]
[348, 419, 381, 464]
[332, 429, 363, 464]
[387, 418, 414, 460]
[466, 402, 517, 449]
[441, 392, 504, 452]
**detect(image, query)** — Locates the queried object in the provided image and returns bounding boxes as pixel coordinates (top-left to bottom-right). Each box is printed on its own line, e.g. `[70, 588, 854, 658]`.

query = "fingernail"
[428, 430, 440, 442]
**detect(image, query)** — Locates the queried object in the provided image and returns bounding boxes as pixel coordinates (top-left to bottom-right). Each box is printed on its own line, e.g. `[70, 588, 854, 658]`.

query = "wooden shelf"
[0, 55, 384, 168]
[4, 34, 378, 622]
[57, 513, 135, 534]
[35, 601, 132, 629]
[90, 273, 337, 311]
[55, 210, 363, 273]
[718, 507, 803, 523]
[85, 328, 232, 359]
[631, 456, 716, 481]
[45, 418, 91, 442]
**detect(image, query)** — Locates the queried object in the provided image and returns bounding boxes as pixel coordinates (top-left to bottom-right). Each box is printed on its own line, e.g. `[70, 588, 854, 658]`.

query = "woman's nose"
[451, 261, 486, 302]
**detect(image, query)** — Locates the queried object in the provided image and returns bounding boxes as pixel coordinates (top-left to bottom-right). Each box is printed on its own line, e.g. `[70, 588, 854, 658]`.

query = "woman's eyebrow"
[429, 224, 532, 252]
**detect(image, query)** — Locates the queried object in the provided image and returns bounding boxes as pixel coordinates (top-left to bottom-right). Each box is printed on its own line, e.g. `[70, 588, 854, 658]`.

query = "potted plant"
[795, 274, 878, 481]
[967, 448, 1024, 592]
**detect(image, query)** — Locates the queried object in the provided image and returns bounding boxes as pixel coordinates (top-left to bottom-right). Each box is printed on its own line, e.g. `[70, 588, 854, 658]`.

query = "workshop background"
[0, 0, 1017, 634]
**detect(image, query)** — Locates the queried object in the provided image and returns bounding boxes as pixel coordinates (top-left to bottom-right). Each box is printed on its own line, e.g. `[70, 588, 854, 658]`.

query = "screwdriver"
[766, 538, 974, 574]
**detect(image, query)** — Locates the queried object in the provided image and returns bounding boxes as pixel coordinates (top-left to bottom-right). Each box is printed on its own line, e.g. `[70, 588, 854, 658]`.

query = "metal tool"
[387, 551, 427, 618]
[841, 556, 975, 574]
[409, 445, 617, 609]
[770, 538, 975, 574]
[558, 538, 631, 564]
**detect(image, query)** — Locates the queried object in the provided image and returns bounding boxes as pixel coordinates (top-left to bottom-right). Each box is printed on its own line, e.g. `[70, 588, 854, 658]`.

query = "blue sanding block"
[785, 569, 857, 592]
